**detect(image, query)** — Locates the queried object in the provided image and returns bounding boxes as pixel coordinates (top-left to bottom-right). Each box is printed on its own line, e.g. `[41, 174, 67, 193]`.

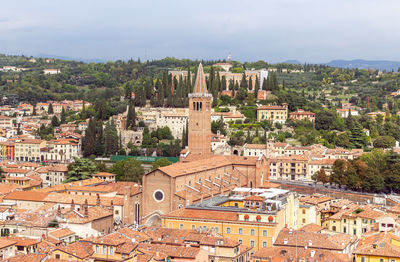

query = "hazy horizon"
[2, 0, 400, 63]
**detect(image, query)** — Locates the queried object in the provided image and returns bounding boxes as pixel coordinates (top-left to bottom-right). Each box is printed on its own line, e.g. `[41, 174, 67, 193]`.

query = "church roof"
[193, 63, 208, 93]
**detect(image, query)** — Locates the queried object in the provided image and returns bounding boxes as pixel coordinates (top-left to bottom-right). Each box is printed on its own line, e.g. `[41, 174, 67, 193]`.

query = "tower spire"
[193, 63, 208, 94]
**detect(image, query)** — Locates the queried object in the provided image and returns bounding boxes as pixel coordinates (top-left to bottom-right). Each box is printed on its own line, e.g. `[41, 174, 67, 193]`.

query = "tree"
[126, 102, 136, 130]
[0, 167, 5, 182]
[60, 107, 66, 124]
[122, 158, 144, 182]
[94, 121, 104, 156]
[374, 136, 396, 148]
[51, 115, 60, 127]
[48, 103, 54, 114]
[236, 87, 247, 102]
[151, 158, 172, 170]
[315, 110, 337, 130]
[83, 118, 96, 157]
[104, 120, 119, 156]
[336, 133, 350, 147]
[65, 157, 98, 182]
[312, 168, 329, 184]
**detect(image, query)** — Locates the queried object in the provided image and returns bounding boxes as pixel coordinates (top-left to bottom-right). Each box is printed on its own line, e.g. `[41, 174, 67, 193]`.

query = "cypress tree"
[240, 72, 248, 89]
[51, 115, 59, 127]
[255, 75, 260, 99]
[61, 107, 66, 124]
[262, 78, 268, 91]
[248, 76, 253, 91]
[83, 118, 96, 157]
[48, 103, 54, 114]
[104, 120, 119, 156]
[126, 102, 136, 130]
[221, 76, 227, 91]
[94, 121, 104, 156]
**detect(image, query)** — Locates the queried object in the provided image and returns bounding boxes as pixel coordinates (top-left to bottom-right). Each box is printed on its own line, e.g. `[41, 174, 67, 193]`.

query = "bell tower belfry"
[188, 63, 213, 156]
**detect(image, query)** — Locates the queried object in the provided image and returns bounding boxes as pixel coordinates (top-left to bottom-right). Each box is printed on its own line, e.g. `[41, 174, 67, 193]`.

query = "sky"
[1, 0, 400, 63]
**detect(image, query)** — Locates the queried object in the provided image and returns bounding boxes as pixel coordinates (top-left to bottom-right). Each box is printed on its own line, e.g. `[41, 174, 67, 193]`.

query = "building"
[0, 116, 13, 129]
[243, 144, 267, 157]
[162, 187, 299, 251]
[43, 69, 60, 75]
[213, 62, 232, 72]
[256, 104, 288, 124]
[251, 246, 352, 262]
[289, 109, 315, 123]
[14, 138, 45, 162]
[274, 228, 357, 255]
[142, 154, 269, 225]
[323, 204, 386, 238]
[308, 159, 336, 180]
[337, 109, 359, 118]
[268, 155, 310, 181]
[354, 231, 400, 262]
[188, 63, 213, 156]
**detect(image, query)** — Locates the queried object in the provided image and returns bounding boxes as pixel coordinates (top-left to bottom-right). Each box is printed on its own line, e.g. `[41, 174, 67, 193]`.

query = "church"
[141, 64, 269, 225]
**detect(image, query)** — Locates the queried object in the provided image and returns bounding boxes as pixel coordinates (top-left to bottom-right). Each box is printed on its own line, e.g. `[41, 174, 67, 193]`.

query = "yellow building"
[256, 104, 288, 124]
[354, 232, 400, 262]
[323, 205, 384, 238]
[14, 138, 45, 162]
[298, 204, 319, 228]
[162, 189, 299, 251]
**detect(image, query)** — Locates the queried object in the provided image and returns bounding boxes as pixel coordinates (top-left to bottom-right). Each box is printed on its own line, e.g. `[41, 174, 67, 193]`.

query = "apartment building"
[14, 138, 45, 162]
[268, 155, 310, 181]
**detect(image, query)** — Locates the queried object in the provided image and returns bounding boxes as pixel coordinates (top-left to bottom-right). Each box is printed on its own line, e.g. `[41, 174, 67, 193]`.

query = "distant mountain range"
[323, 59, 400, 71]
[283, 59, 400, 71]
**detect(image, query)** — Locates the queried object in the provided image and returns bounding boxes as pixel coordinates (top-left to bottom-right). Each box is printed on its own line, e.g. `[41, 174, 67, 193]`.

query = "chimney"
[310, 250, 315, 258]
[57, 205, 61, 216]
[84, 199, 89, 217]
[96, 193, 100, 206]
[71, 199, 75, 210]
[308, 240, 312, 246]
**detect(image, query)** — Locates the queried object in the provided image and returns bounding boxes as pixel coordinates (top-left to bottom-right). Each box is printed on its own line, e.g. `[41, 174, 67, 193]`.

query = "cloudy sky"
[1, 0, 399, 63]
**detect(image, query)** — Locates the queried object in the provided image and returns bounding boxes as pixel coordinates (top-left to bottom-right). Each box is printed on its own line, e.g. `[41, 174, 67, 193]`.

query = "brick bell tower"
[188, 63, 213, 156]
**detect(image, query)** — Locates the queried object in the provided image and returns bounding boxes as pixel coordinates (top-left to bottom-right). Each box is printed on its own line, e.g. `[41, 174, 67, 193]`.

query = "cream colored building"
[256, 104, 288, 123]
[14, 138, 45, 162]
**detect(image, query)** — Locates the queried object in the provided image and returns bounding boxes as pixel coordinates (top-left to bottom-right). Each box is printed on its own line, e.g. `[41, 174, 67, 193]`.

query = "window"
[344, 219, 347, 223]
[238, 239, 242, 244]
[353, 229, 357, 235]
[110, 246, 114, 255]
[96, 245, 99, 253]
[379, 259, 384, 262]
[103, 246, 107, 254]
[180, 224, 184, 229]
[55, 254, 61, 259]
[192, 225, 195, 229]
[250, 240, 255, 247]
[263, 230, 267, 236]
[390, 260, 395, 262]
[302, 218, 306, 223]
[251, 229, 255, 236]
[227, 227, 231, 234]
[354, 220, 357, 225]
[302, 209, 306, 214]
[153, 190, 164, 202]
[263, 241, 267, 248]
[343, 226, 346, 233]
[239, 228, 243, 235]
